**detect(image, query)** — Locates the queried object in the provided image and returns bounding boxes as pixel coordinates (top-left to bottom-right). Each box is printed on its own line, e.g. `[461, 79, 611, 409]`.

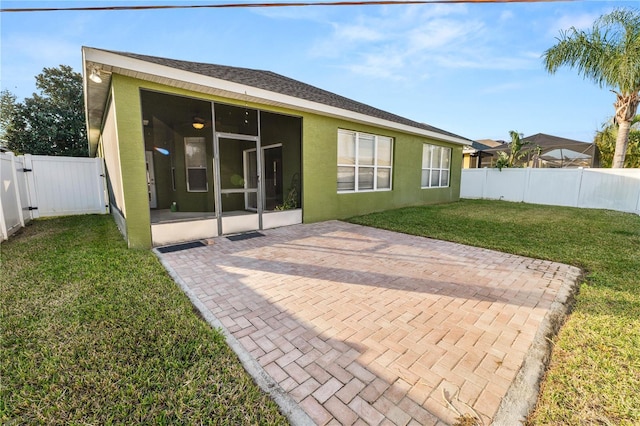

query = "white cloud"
[499, 10, 514, 22]
[250, 4, 331, 21]
[435, 50, 537, 71]
[548, 12, 600, 36]
[407, 19, 483, 52]
[343, 46, 408, 80]
[310, 3, 472, 56]
[309, 4, 546, 82]
[3, 34, 78, 65]
[394, 3, 469, 21]
[522, 51, 543, 60]
[334, 22, 385, 43]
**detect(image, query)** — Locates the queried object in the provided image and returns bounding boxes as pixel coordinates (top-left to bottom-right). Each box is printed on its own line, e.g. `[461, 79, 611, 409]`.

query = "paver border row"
[491, 265, 582, 425]
[154, 249, 315, 426]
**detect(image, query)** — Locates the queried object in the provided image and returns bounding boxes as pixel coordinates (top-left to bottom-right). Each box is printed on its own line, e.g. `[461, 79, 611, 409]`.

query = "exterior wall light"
[89, 68, 102, 84]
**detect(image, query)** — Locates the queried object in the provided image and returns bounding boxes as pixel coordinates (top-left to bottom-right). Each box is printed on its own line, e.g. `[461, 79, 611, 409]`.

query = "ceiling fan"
[191, 116, 210, 130]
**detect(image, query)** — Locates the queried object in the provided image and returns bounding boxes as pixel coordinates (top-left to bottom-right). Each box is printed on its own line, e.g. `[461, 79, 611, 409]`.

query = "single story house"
[462, 139, 501, 168]
[82, 47, 472, 248]
[478, 133, 599, 168]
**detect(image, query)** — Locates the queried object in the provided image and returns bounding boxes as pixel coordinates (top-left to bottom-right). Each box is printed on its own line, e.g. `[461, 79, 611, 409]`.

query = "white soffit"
[83, 48, 471, 146]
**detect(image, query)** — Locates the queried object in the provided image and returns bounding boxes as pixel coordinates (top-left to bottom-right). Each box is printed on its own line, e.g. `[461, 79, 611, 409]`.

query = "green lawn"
[1, 215, 287, 425]
[3, 202, 638, 425]
[348, 200, 640, 425]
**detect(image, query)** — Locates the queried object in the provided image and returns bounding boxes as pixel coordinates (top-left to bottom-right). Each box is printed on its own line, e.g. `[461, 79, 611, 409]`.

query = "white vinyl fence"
[461, 168, 640, 215]
[0, 153, 108, 241]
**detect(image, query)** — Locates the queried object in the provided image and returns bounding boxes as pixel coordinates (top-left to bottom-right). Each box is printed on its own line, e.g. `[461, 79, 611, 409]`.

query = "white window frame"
[337, 129, 393, 193]
[184, 137, 208, 192]
[421, 144, 451, 189]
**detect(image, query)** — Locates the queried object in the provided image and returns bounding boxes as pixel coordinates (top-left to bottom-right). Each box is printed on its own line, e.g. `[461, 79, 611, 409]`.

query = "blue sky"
[0, 1, 632, 142]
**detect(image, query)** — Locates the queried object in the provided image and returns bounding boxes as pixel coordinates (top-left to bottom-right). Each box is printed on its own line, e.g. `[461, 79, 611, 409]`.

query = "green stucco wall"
[301, 113, 462, 223]
[105, 76, 463, 248]
[111, 75, 152, 248]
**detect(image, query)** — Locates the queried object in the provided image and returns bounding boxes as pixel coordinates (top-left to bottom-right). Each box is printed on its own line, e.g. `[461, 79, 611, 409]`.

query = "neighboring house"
[82, 47, 472, 248]
[478, 133, 599, 168]
[475, 139, 505, 148]
[462, 140, 501, 168]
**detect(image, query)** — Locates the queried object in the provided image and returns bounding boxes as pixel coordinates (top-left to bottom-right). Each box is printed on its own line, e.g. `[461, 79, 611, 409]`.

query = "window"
[337, 130, 393, 192]
[185, 137, 208, 191]
[421, 144, 451, 188]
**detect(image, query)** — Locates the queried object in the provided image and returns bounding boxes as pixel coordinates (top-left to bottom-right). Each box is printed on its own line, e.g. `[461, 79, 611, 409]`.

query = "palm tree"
[495, 130, 530, 170]
[595, 115, 640, 168]
[543, 8, 640, 168]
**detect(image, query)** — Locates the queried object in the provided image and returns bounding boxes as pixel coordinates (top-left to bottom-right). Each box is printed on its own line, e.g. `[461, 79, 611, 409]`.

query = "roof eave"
[82, 47, 471, 152]
[83, 48, 115, 156]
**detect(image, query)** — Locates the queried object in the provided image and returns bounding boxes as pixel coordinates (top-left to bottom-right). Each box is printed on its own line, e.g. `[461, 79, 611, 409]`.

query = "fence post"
[95, 158, 109, 214]
[0, 154, 7, 239]
[481, 168, 488, 199]
[9, 153, 26, 227]
[17, 155, 34, 223]
[523, 167, 531, 202]
[0, 198, 6, 240]
[23, 154, 40, 219]
[576, 167, 584, 208]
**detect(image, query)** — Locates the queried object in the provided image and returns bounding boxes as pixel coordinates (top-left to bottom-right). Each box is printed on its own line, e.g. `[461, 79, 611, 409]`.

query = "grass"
[1, 215, 287, 425]
[348, 200, 640, 425]
[3, 202, 638, 425]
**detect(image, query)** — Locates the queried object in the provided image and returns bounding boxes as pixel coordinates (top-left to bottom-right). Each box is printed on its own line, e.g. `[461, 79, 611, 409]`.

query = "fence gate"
[0, 153, 108, 241]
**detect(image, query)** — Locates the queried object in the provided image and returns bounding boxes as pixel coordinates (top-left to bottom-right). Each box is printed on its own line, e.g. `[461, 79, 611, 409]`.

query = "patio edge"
[153, 248, 315, 426]
[491, 264, 583, 426]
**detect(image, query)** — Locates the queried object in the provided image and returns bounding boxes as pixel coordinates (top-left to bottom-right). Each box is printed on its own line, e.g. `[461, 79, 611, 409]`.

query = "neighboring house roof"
[484, 133, 594, 154]
[479, 133, 598, 167]
[475, 139, 504, 148]
[471, 141, 493, 151]
[463, 140, 495, 156]
[82, 47, 472, 156]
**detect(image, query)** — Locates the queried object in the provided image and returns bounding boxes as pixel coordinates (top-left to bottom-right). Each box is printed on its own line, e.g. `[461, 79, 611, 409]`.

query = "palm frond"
[542, 7, 640, 93]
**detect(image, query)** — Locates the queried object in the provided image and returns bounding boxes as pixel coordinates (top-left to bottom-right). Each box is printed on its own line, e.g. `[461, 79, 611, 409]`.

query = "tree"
[595, 115, 640, 168]
[542, 8, 640, 168]
[0, 90, 18, 148]
[495, 130, 530, 170]
[3, 65, 87, 156]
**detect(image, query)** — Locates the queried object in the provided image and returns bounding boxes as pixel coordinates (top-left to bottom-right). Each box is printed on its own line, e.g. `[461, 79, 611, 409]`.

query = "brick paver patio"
[157, 221, 580, 425]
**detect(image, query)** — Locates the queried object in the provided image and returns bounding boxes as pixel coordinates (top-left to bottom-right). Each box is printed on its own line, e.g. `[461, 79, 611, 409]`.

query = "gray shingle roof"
[107, 49, 470, 142]
[484, 133, 593, 153]
[470, 141, 494, 151]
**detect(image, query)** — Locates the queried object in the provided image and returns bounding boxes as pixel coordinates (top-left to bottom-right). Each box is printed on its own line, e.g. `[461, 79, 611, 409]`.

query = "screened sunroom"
[140, 90, 302, 245]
